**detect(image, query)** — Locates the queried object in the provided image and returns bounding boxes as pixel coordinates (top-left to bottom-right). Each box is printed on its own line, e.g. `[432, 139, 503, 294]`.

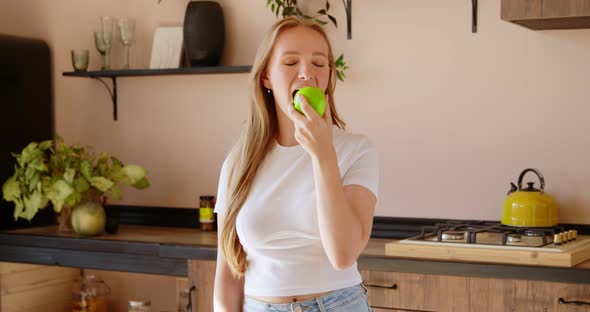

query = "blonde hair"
[221, 16, 346, 277]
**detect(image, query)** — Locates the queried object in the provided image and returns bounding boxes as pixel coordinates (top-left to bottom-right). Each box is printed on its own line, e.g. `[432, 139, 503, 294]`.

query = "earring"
[267, 88, 271, 94]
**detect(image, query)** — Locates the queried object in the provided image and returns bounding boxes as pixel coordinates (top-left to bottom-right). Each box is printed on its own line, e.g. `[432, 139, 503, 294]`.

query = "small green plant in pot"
[2, 136, 150, 236]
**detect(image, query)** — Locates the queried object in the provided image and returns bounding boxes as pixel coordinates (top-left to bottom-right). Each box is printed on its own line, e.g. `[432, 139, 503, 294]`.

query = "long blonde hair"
[221, 16, 346, 277]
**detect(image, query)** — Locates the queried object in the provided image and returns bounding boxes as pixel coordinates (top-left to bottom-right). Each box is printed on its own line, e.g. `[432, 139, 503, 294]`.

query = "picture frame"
[149, 26, 184, 69]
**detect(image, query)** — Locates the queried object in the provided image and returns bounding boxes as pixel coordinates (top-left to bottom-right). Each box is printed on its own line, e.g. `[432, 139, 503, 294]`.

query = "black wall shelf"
[63, 65, 252, 121]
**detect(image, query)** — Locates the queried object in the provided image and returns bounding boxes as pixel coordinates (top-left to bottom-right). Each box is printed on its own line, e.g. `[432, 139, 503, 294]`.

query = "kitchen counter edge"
[0, 225, 589, 284]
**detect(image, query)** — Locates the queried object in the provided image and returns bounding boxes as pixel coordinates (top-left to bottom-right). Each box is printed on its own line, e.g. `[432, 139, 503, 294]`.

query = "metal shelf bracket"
[472, 0, 478, 33]
[92, 77, 118, 121]
[346, 0, 352, 39]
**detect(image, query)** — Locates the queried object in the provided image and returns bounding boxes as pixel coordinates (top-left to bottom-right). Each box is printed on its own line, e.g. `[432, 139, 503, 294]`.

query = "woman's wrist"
[311, 145, 337, 166]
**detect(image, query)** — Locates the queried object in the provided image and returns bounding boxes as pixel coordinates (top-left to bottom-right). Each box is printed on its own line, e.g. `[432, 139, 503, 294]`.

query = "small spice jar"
[199, 195, 215, 231]
[128, 298, 151, 312]
[72, 274, 110, 312]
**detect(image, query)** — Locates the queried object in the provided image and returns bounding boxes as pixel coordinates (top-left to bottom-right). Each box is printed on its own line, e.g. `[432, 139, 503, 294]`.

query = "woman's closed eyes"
[282, 59, 327, 67]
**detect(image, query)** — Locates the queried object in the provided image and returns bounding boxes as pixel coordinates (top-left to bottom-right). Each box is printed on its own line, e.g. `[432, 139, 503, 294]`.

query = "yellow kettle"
[501, 168, 558, 227]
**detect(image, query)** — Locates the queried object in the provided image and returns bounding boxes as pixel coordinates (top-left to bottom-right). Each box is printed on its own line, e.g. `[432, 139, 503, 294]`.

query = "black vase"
[183, 1, 225, 66]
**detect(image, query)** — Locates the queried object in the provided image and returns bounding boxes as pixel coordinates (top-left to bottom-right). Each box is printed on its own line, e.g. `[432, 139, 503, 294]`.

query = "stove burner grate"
[417, 221, 565, 246]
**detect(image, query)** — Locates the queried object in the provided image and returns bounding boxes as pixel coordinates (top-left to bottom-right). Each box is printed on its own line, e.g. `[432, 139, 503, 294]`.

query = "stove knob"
[554, 233, 563, 245]
[572, 230, 578, 240]
[563, 231, 570, 242]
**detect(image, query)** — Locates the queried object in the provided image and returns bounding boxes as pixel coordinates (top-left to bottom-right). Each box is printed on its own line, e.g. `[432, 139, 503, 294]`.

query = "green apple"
[71, 202, 106, 237]
[293, 86, 326, 117]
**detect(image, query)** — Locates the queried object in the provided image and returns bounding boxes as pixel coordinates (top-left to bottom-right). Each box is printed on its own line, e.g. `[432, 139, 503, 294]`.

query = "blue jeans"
[243, 284, 371, 312]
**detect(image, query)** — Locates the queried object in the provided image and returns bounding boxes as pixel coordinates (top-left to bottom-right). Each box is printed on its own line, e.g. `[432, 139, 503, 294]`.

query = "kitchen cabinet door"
[187, 260, 216, 312]
[360, 270, 469, 311]
[502, 0, 590, 30]
[543, 0, 590, 17]
[0, 262, 78, 312]
[468, 277, 590, 312]
[468, 277, 528, 312]
[501, 0, 543, 20]
[532, 280, 590, 312]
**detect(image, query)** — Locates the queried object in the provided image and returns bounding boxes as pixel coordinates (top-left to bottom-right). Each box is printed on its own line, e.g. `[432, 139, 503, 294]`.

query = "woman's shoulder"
[332, 125, 375, 151]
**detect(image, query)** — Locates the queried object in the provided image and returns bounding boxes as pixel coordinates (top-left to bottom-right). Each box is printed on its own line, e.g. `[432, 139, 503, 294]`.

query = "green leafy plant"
[335, 54, 349, 81]
[2, 136, 150, 221]
[267, 0, 337, 27]
[266, 0, 349, 81]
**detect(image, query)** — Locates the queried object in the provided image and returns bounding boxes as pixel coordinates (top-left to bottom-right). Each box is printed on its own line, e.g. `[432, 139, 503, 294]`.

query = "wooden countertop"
[6, 224, 218, 247]
[1, 225, 589, 283]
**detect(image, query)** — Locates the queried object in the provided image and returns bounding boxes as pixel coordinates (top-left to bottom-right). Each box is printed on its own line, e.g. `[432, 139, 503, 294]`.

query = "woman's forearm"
[312, 148, 369, 270]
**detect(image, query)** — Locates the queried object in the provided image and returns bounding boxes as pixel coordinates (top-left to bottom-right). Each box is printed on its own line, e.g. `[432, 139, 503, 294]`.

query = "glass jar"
[178, 288, 189, 312]
[177, 285, 196, 312]
[71, 290, 90, 312]
[72, 274, 110, 312]
[128, 298, 151, 312]
[199, 195, 215, 231]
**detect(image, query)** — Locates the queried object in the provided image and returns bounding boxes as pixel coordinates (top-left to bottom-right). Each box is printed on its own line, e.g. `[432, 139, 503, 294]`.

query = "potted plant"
[2, 136, 150, 236]
[266, 0, 349, 81]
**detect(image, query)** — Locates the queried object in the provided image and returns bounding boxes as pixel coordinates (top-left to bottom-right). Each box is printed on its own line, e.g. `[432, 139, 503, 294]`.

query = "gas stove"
[385, 221, 590, 267]
[402, 221, 578, 249]
[400, 221, 589, 251]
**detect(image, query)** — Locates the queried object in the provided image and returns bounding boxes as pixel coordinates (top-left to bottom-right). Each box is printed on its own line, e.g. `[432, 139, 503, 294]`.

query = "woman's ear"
[261, 71, 272, 90]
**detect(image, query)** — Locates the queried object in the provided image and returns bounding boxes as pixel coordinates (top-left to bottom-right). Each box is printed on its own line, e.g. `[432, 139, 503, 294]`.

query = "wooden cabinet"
[501, 0, 590, 30]
[543, 0, 590, 17]
[501, 0, 543, 20]
[469, 277, 590, 312]
[187, 260, 216, 312]
[361, 270, 590, 312]
[360, 270, 469, 311]
[0, 262, 78, 312]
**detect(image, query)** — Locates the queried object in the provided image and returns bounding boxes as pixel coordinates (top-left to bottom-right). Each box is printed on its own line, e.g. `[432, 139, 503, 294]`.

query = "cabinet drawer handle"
[558, 297, 590, 306]
[364, 283, 398, 290]
[187, 285, 196, 311]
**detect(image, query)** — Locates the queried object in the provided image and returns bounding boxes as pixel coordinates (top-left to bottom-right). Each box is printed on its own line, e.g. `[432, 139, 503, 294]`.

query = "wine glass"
[118, 18, 136, 69]
[94, 16, 114, 70]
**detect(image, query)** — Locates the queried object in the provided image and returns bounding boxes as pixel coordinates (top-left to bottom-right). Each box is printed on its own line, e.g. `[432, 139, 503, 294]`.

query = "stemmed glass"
[118, 18, 136, 69]
[94, 16, 114, 70]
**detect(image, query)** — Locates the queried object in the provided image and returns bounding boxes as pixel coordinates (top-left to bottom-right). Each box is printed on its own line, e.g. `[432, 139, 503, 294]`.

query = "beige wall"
[1, 0, 590, 223]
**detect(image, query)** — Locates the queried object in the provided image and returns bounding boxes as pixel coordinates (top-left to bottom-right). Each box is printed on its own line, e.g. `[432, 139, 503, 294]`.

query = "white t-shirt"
[214, 126, 379, 296]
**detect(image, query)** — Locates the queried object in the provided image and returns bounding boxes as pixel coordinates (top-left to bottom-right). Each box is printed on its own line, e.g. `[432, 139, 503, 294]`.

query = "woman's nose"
[298, 64, 314, 81]
[299, 71, 311, 80]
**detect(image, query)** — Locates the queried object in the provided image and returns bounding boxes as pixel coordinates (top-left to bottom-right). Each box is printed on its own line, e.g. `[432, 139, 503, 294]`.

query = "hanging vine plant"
[266, 0, 349, 81]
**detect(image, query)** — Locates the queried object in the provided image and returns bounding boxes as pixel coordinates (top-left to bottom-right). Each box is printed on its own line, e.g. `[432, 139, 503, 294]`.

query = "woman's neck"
[275, 107, 298, 147]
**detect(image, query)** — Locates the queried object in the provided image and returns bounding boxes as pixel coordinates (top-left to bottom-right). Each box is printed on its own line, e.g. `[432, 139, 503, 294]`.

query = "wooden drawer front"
[360, 270, 468, 312]
[543, 0, 590, 18]
[469, 277, 590, 312]
[523, 280, 590, 312]
[501, 0, 543, 20]
[188, 260, 216, 312]
[1, 262, 78, 312]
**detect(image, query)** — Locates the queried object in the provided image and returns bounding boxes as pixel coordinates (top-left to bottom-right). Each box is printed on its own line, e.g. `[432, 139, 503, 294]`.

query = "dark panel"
[0, 34, 54, 230]
[62, 65, 251, 78]
[371, 216, 590, 239]
[159, 244, 217, 260]
[0, 245, 187, 276]
[108, 205, 200, 228]
[358, 256, 590, 284]
[0, 233, 160, 256]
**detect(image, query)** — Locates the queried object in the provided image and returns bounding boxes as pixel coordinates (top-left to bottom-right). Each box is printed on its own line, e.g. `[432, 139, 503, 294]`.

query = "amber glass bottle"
[199, 195, 215, 231]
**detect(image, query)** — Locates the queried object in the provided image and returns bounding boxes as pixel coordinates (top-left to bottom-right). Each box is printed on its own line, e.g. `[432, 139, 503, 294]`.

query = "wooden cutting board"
[385, 235, 590, 267]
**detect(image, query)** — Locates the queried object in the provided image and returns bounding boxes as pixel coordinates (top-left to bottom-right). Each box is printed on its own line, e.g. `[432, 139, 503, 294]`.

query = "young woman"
[213, 16, 379, 312]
